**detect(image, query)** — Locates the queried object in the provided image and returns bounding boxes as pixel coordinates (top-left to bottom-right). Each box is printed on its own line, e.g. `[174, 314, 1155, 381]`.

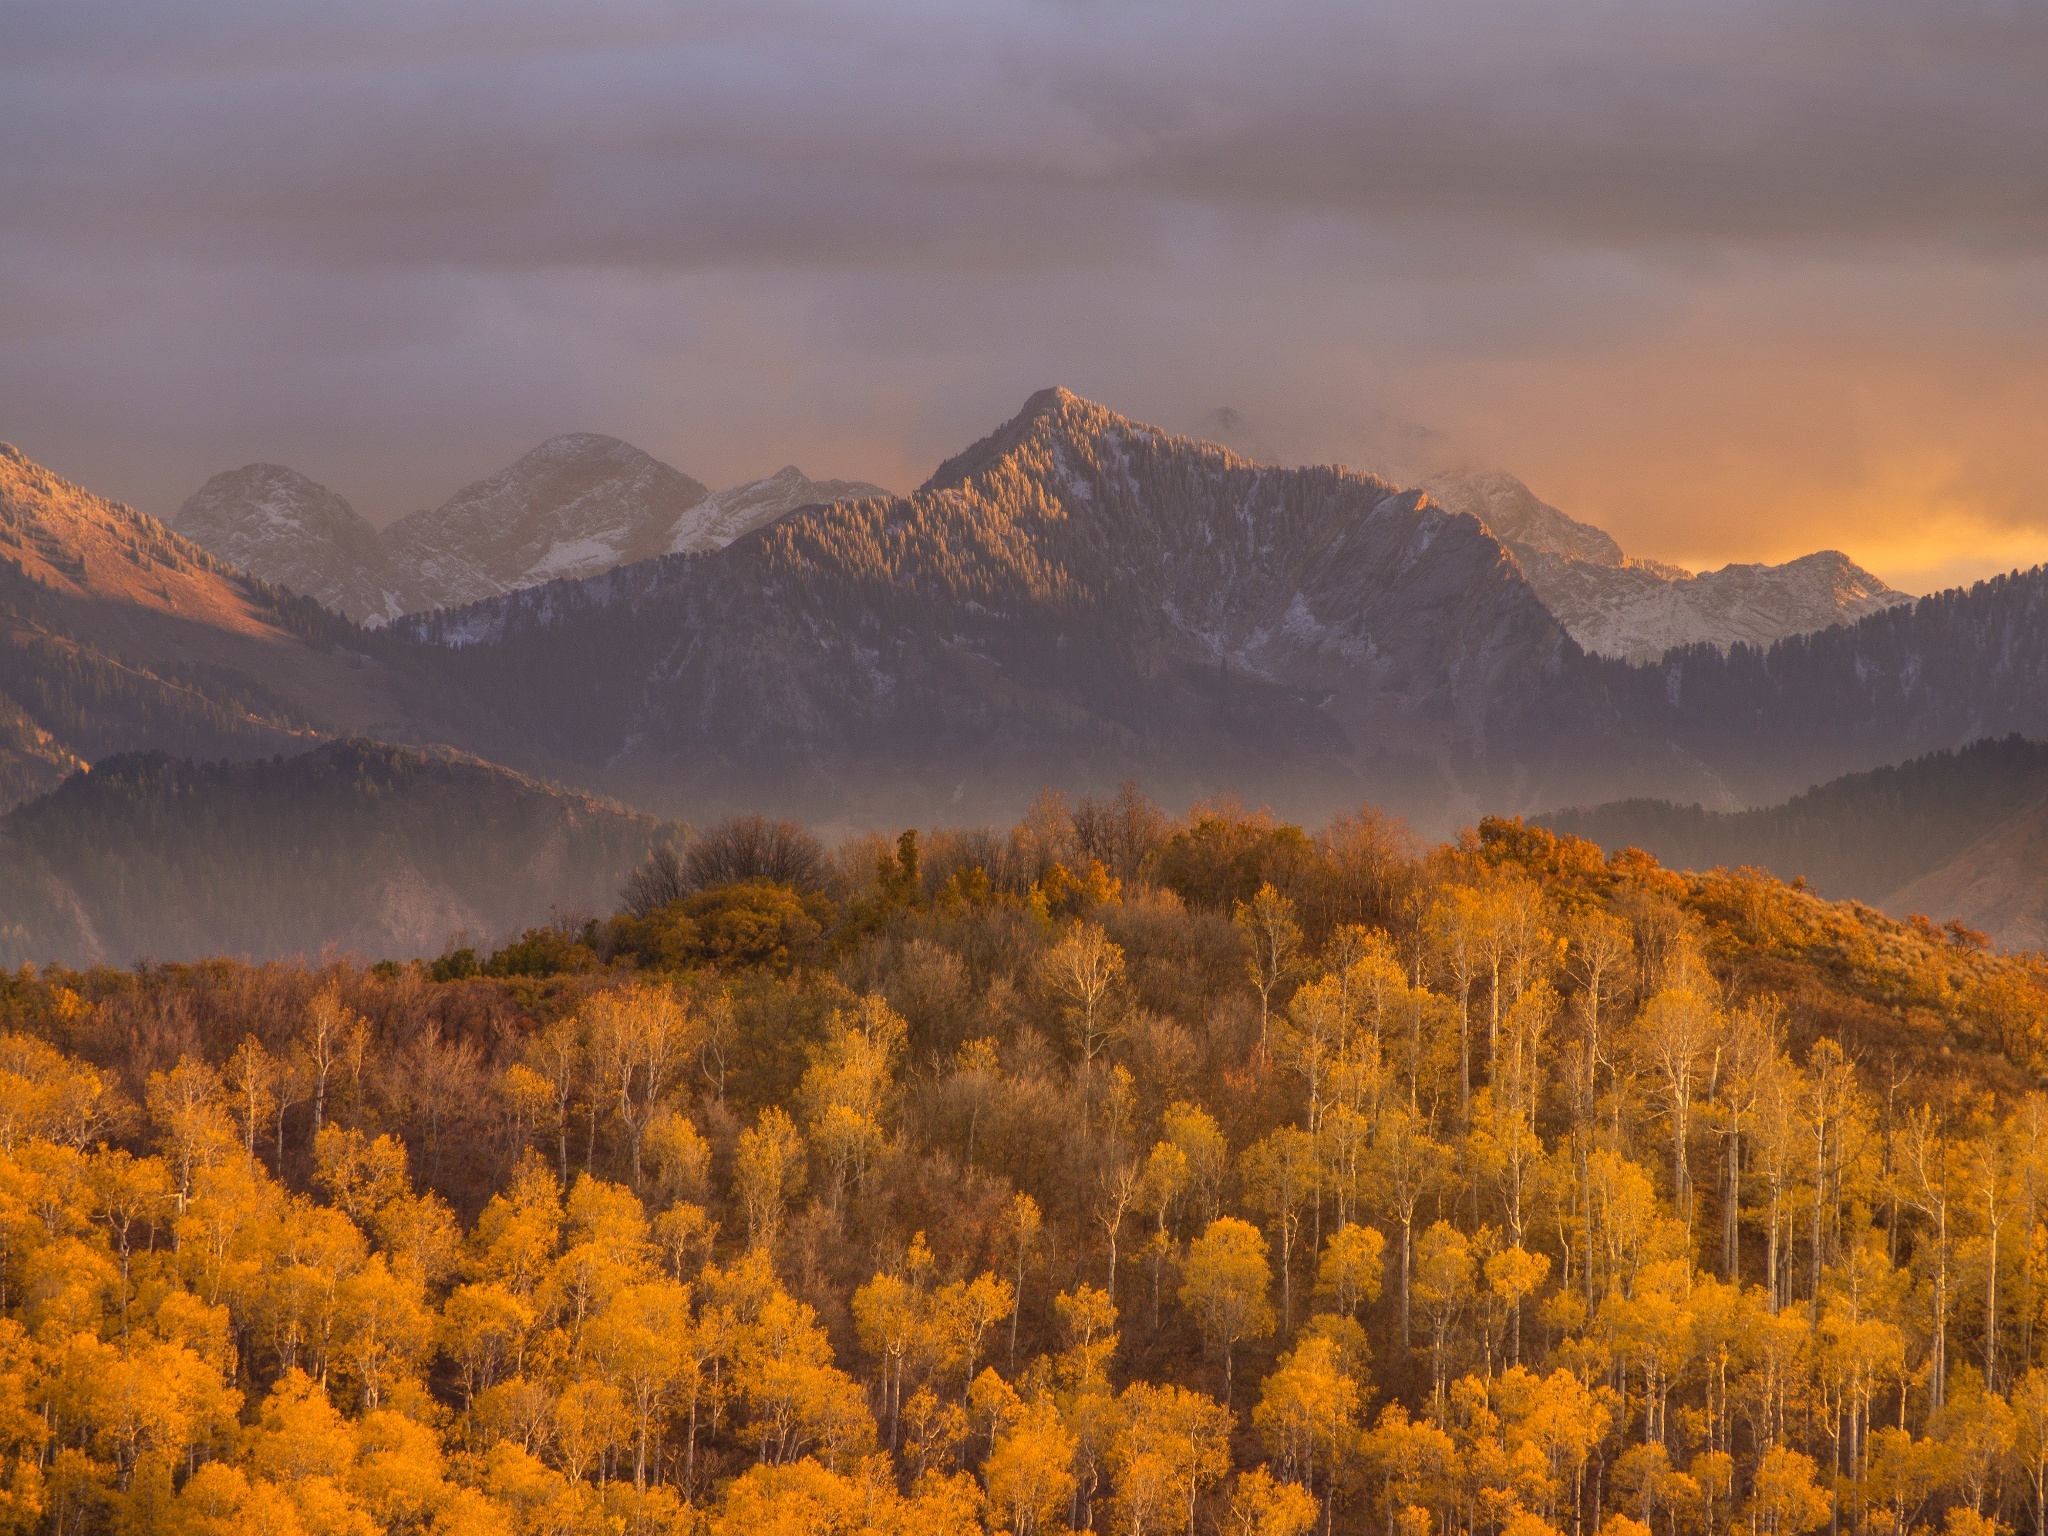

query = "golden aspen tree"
[1634, 985, 1719, 1227]
[1113, 1380, 1234, 1536]
[145, 1056, 234, 1211]
[1163, 1101, 1229, 1229]
[1236, 883, 1306, 1061]
[1253, 1331, 1363, 1524]
[1426, 887, 1486, 1116]
[800, 995, 905, 1208]
[300, 985, 363, 1141]
[1224, 1465, 1320, 1536]
[583, 983, 700, 1189]
[853, 1270, 924, 1450]
[1242, 1127, 1318, 1330]
[1904, 1104, 1960, 1411]
[1745, 1446, 1832, 1536]
[735, 1106, 806, 1252]
[985, 1391, 1077, 1536]
[1002, 1192, 1042, 1367]
[1041, 921, 1127, 1067]
[222, 1034, 278, 1168]
[1370, 1105, 1448, 1348]
[1181, 1217, 1276, 1403]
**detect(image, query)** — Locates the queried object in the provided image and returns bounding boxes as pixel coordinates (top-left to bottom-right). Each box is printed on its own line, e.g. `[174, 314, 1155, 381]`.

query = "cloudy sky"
[4, 0, 2044, 592]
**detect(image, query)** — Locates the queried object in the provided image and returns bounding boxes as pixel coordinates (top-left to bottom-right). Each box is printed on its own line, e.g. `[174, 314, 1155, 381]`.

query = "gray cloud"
[1, 0, 2044, 586]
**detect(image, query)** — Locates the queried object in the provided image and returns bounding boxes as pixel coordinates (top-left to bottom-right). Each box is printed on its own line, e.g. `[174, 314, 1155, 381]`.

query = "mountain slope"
[666, 465, 891, 554]
[1196, 406, 1912, 661]
[175, 464, 413, 623]
[392, 388, 1586, 825]
[0, 443, 439, 811]
[1537, 736, 2048, 946]
[1886, 800, 2048, 953]
[0, 739, 672, 966]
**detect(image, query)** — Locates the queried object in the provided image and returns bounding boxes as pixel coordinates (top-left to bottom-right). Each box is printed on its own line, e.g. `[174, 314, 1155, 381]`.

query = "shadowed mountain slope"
[1197, 406, 1911, 661]
[0, 739, 672, 967]
[1538, 736, 2048, 946]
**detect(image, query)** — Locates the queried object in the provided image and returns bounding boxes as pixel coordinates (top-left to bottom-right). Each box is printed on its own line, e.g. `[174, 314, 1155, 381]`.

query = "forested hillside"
[3, 791, 2047, 1534]
[1538, 737, 2048, 913]
[0, 740, 671, 966]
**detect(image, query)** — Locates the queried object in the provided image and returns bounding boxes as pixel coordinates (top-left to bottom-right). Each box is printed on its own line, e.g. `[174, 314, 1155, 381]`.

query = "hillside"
[0, 738, 673, 966]
[0, 793, 2042, 1534]
[1538, 735, 2048, 944]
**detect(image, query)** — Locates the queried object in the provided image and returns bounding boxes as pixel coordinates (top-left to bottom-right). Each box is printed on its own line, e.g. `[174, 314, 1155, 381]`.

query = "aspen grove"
[2, 792, 2048, 1536]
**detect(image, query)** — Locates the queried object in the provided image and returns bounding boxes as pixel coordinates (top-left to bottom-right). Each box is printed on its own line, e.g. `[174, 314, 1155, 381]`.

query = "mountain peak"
[381, 435, 711, 608]
[175, 462, 401, 622]
[921, 387, 1168, 494]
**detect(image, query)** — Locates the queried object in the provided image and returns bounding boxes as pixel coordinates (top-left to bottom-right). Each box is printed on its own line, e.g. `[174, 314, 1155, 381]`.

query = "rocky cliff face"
[176, 463, 411, 623]
[1414, 469, 1910, 662]
[1518, 547, 1907, 664]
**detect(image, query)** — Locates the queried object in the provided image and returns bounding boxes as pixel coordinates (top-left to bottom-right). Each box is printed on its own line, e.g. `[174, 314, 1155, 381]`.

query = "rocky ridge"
[174, 438, 887, 622]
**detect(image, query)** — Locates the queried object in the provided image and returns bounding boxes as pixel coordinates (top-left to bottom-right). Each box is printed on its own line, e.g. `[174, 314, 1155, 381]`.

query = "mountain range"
[1539, 736, 2048, 949]
[174, 437, 889, 623]
[8, 387, 2048, 843]
[1198, 407, 1910, 664]
[0, 738, 669, 966]
[0, 441, 446, 808]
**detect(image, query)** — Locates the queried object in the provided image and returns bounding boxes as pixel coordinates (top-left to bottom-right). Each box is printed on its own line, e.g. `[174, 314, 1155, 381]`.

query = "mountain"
[382, 433, 712, 610]
[1514, 547, 1907, 664]
[19, 397, 2048, 848]
[174, 439, 888, 620]
[378, 392, 2048, 831]
[175, 463, 413, 623]
[1196, 406, 1912, 662]
[0, 442, 427, 811]
[1537, 736, 2048, 947]
[391, 388, 1595, 826]
[0, 738, 672, 967]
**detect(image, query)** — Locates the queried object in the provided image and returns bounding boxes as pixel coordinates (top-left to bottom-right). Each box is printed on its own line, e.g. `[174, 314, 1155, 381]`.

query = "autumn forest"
[4, 789, 2048, 1536]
